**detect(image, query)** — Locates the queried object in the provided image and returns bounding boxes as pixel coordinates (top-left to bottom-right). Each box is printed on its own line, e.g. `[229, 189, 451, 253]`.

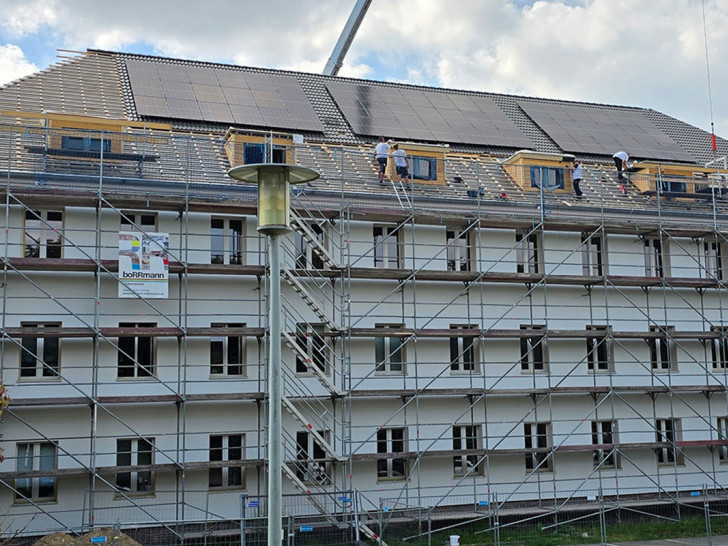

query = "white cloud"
[0, 44, 38, 86]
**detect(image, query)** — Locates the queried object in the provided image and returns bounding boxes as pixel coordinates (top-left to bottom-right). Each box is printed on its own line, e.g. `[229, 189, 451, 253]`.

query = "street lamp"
[227, 163, 319, 545]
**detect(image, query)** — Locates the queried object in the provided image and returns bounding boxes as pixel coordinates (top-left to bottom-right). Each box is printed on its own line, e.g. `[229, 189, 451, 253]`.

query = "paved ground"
[585, 535, 728, 545]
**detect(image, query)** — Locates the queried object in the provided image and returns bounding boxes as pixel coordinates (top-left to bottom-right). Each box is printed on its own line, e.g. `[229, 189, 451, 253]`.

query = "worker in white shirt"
[612, 151, 629, 180]
[391, 144, 410, 186]
[373, 136, 391, 183]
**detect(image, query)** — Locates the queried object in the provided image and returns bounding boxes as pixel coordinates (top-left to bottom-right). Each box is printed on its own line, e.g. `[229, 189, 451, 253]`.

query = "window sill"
[209, 486, 246, 493]
[13, 498, 57, 507]
[18, 376, 63, 383]
[114, 491, 156, 499]
[209, 374, 248, 380]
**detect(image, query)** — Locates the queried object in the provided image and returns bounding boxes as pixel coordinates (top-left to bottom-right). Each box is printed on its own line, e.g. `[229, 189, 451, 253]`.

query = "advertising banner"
[118, 231, 169, 298]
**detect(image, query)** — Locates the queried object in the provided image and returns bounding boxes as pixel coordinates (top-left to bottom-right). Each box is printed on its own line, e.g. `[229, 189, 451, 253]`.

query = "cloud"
[0, 44, 38, 86]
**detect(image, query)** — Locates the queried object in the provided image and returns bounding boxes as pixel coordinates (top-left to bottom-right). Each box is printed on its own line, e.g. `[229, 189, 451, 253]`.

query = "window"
[24, 210, 63, 258]
[450, 324, 478, 373]
[446, 228, 471, 272]
[711, 326, 728, 370]
[295, 431, 330, 484]
[644, 236, 669, 277]
[515, 231, 541, 274]
[243, 143, 286, 164]
[116, 437, 154, 493]
[375, 324, 406, 374]
[412, 156, 437, 181]
[377, 427, 407, 480]
[592, 420, 619, 469]
[295, 223, 325, 269]
[15, 442, 57, 503]
[703, 237, 727, 281]
[586, 325, 612, 373]
[582, 233, 604, 276]
[530, 166, 564, 191]
[453, 425, 482, 476]
[211, 323, 245, 376]
[373, 226, 400, 268]
[211, 218, 244, 265]
[120, 212, 156, 232]
[209, 434, 244, 489]
[655, 419, 683, 465]
[524, 422, 552, 472]
[520, 325, 547, 372]
[649, 325, 676, 372]
[717, 418, 728, 463]
[296, 323, 327, 374]
[118, 322, 156, 378]
[20, 323, 60, 379]
[61, 135, 111, 153]
[658, 174, 687, 194]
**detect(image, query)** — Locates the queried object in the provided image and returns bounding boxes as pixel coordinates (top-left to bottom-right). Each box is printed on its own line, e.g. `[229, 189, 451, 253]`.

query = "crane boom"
[323, 0, 372, 76]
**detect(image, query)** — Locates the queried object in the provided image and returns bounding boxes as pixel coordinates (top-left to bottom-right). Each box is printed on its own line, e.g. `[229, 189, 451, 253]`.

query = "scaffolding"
[2, 123, 728, 543]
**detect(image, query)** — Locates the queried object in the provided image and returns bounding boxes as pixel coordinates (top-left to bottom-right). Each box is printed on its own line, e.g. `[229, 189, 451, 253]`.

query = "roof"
[0, 49, 725, 164]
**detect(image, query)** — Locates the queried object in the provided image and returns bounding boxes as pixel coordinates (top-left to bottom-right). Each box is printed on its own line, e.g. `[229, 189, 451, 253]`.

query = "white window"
[644, 236, 669, 277]
[374, 226, 400, 268]
[520, 325, 547, 372]
[649, 325, 676, 372]
[20, 323, 61, 379]
[296, 323, 327, 374]
[120, 211, 156, 232]
[375, 324, 406, 374]
[703, 237, 727, 281]
[581, 232, 605, 276]
[655, 419, 683, 465]
[116, 437, 155, 493]
[15, 442, 57, 503]
[295, 222, 325, 269]
[711, 326, 728, 370]
[592, 420, 619, 469]
[209, 434, 244, 489]
[118, 322, 156, 378]
[210, 323, 245, 376]
[446, 228, 470, 272]
[516, 230, 541, 274]
[377, 427, 407, 480]
[453, 425, 482, 476]
[717, 418, 728, 464]
[24, 210, 63, 258]
[524, 422, 552, 472]
[295, 431, 330, 484]
[211, 218, 244, 265]
[450, 324, 478, 373]
[586, 325, 612, 373]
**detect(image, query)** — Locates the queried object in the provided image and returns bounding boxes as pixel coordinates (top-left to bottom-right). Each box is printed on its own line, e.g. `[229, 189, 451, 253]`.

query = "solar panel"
[326, 81, 533, 148]
[518, 101, 694, 162]
[125, 59, 324, 132]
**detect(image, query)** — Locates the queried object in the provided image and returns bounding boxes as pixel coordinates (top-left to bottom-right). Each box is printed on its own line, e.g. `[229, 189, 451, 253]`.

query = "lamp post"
[227, 163, 319, 545]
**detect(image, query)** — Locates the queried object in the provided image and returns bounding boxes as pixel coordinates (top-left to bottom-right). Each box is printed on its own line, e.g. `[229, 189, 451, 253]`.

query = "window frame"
[376, 427, 408, 481]
[211, 217, 244, 265]
[117, 322, 157, 379]
[411, 156, 437, 181]
[717, 417, 728, 464]
[702, 237, 727, 281]
[14, 441, 57, 503]
[23, 209, 63, 259]
[524, 422, 552, 472]
[581, 232, 605, 276]
[520, 324, 547, 373]
[446, 228, 471, 272]
[586, 325, 613, 373]
[120, 211, 157, 232]
[515, 230, 542, 274]
[295, 430, 331, 485]
[591, 420, 619, 469]
[61, 135, 111, 153]
[20, 322, 61, 380]
[530, 166, 565, 191]
[210, 323, 246, 377]
[452, 424, 482, 476]
[209, 433, 245, 490]
[375, 323, 406, 375]
[644, 236, 669, 278]
[649, 325, 676, 372]
[116, 437, 155, 494]
[295, 222, 325, 270]
[655, 418, 683, 466]
[295, 322, 328, 375]
[711, 326, 728, 370]
[373, 225, 400, 269]
[449, 324, 479, 373]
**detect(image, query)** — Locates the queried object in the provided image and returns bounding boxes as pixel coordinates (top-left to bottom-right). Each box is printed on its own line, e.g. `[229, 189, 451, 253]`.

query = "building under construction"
[1, 50, 728, 543]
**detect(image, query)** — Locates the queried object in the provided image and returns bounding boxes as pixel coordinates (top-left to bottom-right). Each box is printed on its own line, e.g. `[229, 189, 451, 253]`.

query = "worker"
[612, 151, 629, 180]
[373, 136, 391, 183]
[391, 144, 410, 187]
[571, 160, 583, 197]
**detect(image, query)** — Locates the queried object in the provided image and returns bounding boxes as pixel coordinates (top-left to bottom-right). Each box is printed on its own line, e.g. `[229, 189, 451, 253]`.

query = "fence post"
[378, 498, 384, 546]
[704, 484, 713, 545]
[494, 492, 500, 546]
[427, 506, 432, 546]
[599, 487, 606, 546]
[239, 494, 247, 546]
[353, 490, 361, 543]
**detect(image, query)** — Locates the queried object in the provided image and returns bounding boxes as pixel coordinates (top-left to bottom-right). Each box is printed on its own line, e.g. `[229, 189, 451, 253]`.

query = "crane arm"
[323, 0, 373, 76]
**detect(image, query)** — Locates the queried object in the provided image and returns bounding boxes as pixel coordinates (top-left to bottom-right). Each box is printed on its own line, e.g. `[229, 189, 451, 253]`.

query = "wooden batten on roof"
[502, 150, 575, 194]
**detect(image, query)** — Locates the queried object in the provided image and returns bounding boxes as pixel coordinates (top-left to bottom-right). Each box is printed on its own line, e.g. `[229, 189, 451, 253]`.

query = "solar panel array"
[125, 59, 324, 132]
[326, 81, 533, 148]
[518, 101, 694, 162]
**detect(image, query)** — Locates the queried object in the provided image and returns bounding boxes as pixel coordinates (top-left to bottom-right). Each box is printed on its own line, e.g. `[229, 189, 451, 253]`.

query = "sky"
[0, 0, 726, 139]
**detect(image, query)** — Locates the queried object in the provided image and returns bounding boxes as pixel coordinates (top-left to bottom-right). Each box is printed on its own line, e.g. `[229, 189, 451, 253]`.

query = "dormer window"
[61, 135, 111, 153]
[412, 156, 437, 181]
[530, 166, 565, 191]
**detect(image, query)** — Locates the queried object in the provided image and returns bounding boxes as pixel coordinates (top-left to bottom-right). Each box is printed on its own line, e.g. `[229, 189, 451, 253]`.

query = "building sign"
[118, 231, 169, 298]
